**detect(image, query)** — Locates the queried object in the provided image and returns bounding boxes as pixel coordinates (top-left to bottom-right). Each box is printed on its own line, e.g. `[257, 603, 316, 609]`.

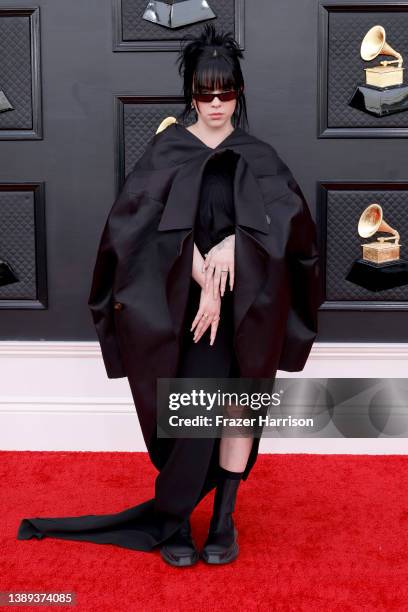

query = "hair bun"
[178, 23, 243, 67]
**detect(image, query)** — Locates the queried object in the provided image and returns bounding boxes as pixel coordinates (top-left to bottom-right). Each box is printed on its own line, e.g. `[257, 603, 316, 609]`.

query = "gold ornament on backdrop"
[156, 116, 177, 134]
[349, 25, 408, 117]
[345, 202, 408, 292]
[361, 25, 403, 88]
[358, 203, 400, 264]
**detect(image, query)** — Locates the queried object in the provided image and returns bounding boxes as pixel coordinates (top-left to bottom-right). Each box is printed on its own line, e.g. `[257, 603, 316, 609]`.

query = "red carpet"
[2, 451, 408, 611]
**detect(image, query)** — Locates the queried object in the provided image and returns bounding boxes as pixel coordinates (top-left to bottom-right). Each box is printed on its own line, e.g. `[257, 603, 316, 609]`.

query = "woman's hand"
[202, 234, 235, 298]
[190, 279, 221, 345]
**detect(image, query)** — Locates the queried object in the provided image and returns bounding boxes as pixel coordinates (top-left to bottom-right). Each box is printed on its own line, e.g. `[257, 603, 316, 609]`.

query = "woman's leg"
[202, 424, 250, 565]
[219, 345, 255, 472]
[219, 435, 254, 472]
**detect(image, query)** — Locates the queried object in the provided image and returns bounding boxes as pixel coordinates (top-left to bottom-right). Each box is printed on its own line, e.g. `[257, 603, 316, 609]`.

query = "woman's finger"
[193, 311, 209, 340]
[201, 252, 209, 273]
[210, 316, 220, 346]
[194, 316, 210, 342]
[190, 314, 199, 332]
[205, 263, 215, 293]
[229, 264, 234, 291]
[193, 319, 204, 341]
[220, 268, 228, 296]
[202, 250, 213, 271]
[213, 265, 222, 299]
[191, 303, 207, 331]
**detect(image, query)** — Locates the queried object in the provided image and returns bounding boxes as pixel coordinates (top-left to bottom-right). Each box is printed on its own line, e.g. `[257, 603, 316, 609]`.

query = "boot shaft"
[210, 477, 241, 531]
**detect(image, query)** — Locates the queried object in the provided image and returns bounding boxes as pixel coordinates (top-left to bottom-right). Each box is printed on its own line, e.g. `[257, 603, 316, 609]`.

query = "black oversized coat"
[15, 123, 323, 553]
[88, 121, 322, 465]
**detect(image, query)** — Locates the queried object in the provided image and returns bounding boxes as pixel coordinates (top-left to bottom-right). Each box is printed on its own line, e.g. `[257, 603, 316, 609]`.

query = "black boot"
[160, 518, 199, 567]
[201, 468, 243, 564]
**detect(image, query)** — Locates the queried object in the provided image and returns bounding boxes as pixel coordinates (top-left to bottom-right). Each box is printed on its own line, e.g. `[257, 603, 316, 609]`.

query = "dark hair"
[175, 23, 249, 130]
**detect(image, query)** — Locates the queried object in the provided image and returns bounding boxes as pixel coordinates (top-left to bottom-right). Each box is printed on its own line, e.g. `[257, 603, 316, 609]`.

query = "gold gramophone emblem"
[361, 25, 404, 88]
[349, 25, 408, 116]
[346, 201, 408, 291]
[358, 203, 400, 264]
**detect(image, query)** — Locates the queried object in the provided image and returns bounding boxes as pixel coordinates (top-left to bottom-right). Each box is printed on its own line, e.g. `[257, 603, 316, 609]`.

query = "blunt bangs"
[193, 58, 238, 93]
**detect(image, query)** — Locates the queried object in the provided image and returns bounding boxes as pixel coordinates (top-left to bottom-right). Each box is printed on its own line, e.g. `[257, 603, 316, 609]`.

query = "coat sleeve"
[87, 177, 135, 378]
[87, 138, 158, 379]
[274, 156, 323, 372]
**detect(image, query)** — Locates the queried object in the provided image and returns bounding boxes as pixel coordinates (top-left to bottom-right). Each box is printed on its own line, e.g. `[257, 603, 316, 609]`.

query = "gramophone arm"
[380, 52, 403, 68]
[377, 230, 400, 245]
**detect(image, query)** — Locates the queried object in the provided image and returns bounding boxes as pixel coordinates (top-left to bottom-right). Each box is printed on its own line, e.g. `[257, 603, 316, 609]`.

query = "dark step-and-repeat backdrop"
[1, 1, 408, 344]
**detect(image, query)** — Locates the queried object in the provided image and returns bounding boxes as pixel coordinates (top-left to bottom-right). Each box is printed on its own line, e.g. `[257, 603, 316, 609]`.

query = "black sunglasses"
[192, 90, 238, 103]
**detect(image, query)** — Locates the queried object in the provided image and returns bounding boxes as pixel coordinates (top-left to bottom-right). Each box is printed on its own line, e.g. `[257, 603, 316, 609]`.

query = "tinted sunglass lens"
[193, 90, 237, 102]
[219, 91, 237, 101]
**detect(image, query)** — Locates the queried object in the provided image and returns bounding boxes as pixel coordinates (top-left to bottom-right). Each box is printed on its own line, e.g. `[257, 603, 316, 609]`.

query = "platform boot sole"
[200, 528, 239, 564]
[160, 546, 199, 567]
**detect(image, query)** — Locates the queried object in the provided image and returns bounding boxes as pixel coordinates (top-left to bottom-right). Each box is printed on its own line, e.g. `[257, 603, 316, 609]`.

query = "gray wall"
[1, 0, 407, 343]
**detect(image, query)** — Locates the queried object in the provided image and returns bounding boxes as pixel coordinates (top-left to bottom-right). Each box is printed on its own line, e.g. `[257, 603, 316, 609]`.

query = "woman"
[17, 24, 322, 567]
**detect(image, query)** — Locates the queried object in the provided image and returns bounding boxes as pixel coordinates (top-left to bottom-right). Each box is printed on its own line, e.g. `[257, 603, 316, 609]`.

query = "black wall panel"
[1, 0, 407, 343]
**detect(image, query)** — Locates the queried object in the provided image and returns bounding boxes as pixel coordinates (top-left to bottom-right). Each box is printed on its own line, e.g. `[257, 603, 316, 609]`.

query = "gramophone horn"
[358, 203, 400, 243]
[360, 25, 403, 66]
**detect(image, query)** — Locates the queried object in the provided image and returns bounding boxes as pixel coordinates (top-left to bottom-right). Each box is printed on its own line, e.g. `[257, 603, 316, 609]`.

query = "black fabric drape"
[17, 138, 265, 552]
[17, 122, 322, 552]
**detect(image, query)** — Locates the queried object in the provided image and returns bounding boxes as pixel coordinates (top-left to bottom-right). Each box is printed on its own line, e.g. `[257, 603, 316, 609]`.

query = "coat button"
[113, 301, 123, 310]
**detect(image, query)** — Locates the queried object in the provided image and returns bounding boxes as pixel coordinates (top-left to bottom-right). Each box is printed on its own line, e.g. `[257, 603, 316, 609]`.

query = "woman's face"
[192, 85, 241, 129]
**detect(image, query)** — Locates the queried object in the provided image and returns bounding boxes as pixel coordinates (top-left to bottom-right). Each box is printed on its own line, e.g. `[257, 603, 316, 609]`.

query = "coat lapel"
[232, 154, 270, 337]
[232, 153, 270, 235]
[157, 147, 270, 235]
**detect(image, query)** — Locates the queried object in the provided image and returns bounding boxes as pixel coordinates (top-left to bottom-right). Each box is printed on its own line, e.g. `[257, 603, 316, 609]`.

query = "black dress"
[177, 148, 240, 380]
[16, 148, 250, 552]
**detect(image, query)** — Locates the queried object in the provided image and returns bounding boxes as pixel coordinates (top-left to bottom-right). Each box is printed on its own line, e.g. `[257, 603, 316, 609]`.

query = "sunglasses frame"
[192, 90, 238, 103]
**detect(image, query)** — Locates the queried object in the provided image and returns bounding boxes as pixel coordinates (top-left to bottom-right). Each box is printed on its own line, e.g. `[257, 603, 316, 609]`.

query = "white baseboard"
[1, 341, 407, 453]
